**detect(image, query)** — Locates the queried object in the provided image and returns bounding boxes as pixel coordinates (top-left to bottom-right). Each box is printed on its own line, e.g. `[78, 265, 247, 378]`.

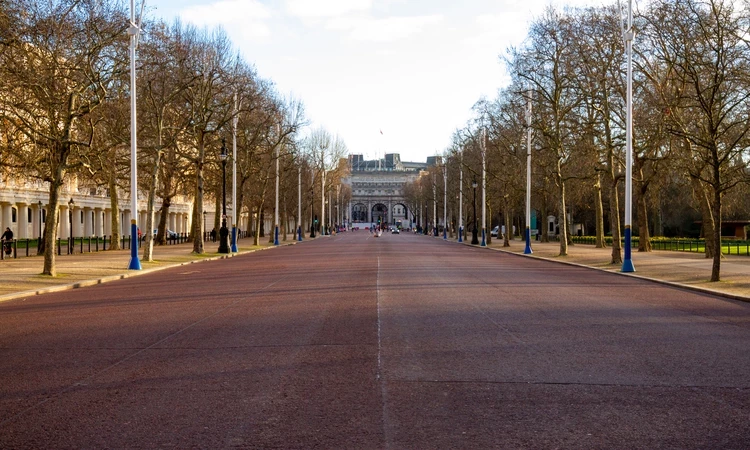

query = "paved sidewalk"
[485, 238, 750, 301]
[0, 237, 283, 302]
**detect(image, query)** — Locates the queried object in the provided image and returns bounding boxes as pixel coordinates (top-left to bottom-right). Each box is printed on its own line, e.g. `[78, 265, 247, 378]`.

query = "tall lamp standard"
[432, 174, 438, 236]
[298, 166, 303, 241]
[126, 0, 141, 270]
[68, 198, 75, 254]
[480, 129, 487, 247]
[218, 139, 230, 253]
[458, 160, 463, 242]
[231, 93, 239, 253]
[274, 129, 280, 246]
[37, 200, 44, 254]
[622, 0, 636, 273]
[443, 163, 447, 240]
[524, 89, 534, 255]
[471, 178, 479, 245]
[310, 169, 316, 238]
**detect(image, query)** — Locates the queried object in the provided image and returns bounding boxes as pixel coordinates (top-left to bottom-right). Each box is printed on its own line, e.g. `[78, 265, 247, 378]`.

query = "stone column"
[70, 205, 81, 237]
[17, 202, 29, 238]
[169, 212, 176, 232]
[103, 209, 112, 236]
[58, 205, 70, 240]
[1, 203, 12, 233]
[123, 210, 131, 237]
[94, 208, 104, 237]
[32, 203, 41, 239]
[83, 207, 93, 236]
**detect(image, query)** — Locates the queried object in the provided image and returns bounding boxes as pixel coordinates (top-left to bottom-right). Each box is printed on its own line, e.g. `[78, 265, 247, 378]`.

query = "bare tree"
[643, 0, 750, 281]
[0, 0, 127, 276]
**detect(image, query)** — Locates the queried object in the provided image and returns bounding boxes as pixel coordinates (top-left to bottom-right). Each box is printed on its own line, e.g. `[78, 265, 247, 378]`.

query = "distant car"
[491, 226, 499, 237]
[391, 228, 400, 234]
[153, 229, 179, 239]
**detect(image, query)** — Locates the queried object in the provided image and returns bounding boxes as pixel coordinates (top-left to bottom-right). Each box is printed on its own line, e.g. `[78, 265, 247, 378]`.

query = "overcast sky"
[147, 0, 610, 163]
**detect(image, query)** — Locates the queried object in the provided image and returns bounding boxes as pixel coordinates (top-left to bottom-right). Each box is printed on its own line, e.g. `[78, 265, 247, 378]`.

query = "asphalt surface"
[0, 232, 748, 448]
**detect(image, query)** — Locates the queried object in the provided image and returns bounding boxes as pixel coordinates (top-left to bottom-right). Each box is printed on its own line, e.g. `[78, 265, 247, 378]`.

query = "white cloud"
[178, 0, 272, 38]
[285, 0, 372, 18]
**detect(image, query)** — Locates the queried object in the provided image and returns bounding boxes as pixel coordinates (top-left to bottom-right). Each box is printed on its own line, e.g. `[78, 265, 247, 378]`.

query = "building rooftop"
[348, 153, 430, 172]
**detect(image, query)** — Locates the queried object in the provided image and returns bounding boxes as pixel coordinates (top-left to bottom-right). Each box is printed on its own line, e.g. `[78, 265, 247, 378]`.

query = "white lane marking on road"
[377, 255, 382, 380]
[377, 254, 394, 450]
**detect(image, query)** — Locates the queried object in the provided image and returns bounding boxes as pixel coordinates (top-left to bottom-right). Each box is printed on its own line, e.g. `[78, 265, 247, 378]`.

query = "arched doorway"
[352, 203, 367, 222]
[371, 203, 387, 227]
[392, 203, 408, 227]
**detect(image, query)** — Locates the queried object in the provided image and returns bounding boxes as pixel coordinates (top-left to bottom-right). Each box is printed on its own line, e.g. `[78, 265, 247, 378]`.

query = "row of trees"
[0, 0, 349, 276]
[405, 0, 750, 282]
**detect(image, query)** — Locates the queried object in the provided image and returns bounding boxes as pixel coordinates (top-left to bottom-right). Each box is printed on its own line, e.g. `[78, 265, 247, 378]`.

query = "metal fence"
[568, 236, 750, 256]
[0, 231, 250, 260]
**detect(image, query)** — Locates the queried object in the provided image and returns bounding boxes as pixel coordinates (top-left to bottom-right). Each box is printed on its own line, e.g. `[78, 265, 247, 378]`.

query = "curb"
[0, 242, 298, 304]
[492, 245, 750, 304]
[439, 235, 750, 303]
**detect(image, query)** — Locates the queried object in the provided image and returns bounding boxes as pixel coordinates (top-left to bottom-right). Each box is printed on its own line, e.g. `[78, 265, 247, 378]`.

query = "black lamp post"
[218, 139, 230, 253]
[471, 178, 479, 245]
[68, 198, 75, 254]
[202, 210, 207, 241]
[37, 200, 44, 254]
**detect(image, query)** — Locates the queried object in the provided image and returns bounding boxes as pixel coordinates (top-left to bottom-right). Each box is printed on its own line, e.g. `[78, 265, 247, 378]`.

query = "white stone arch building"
[343, 153, 431, 228]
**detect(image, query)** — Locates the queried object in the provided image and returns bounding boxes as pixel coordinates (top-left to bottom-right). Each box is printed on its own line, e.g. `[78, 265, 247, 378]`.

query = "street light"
[456, 193, 462, 242]
[443, 163, 447, 240]
[218, 139, 230, 254]
[471, 178, 479, 245]
[524, 89, 533, 255]
[68, 198, 75, 254]
[622, 0, 636, 273]
[231, 93, 239, 253]
[37, 200, 44, 254]
[203, 210, 207, 241]
[459, 160, 463, 243]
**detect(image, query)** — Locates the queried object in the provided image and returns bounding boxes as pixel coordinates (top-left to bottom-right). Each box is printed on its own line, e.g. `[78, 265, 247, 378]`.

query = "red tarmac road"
[0, 231, 749, 449]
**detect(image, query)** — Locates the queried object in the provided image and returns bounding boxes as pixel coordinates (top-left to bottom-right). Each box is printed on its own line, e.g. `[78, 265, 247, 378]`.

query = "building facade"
[344, 153, 430, 228]
[0, 176, 195, 241]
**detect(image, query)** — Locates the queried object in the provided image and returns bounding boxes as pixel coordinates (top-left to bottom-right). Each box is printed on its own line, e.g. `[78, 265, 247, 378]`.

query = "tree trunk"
[595, 173, 605, 248]
[191, 138, 206, 254]
[637, 180, 652, 252]
[691, 176, 715, 259]
[108, 176, 121, 251]
[540, 199, 549, 243]
[42, 181, 62, 276]
[156, 197, 172, 245]
[282, 192, 288, 241]
[143, 149, 163, 262]
[503, 196, 511, 247]
[486, 201, 492, 245]
[556, 163, 568, 257]
[608, 173, 622, 265]
[710, 170, 722, 282]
